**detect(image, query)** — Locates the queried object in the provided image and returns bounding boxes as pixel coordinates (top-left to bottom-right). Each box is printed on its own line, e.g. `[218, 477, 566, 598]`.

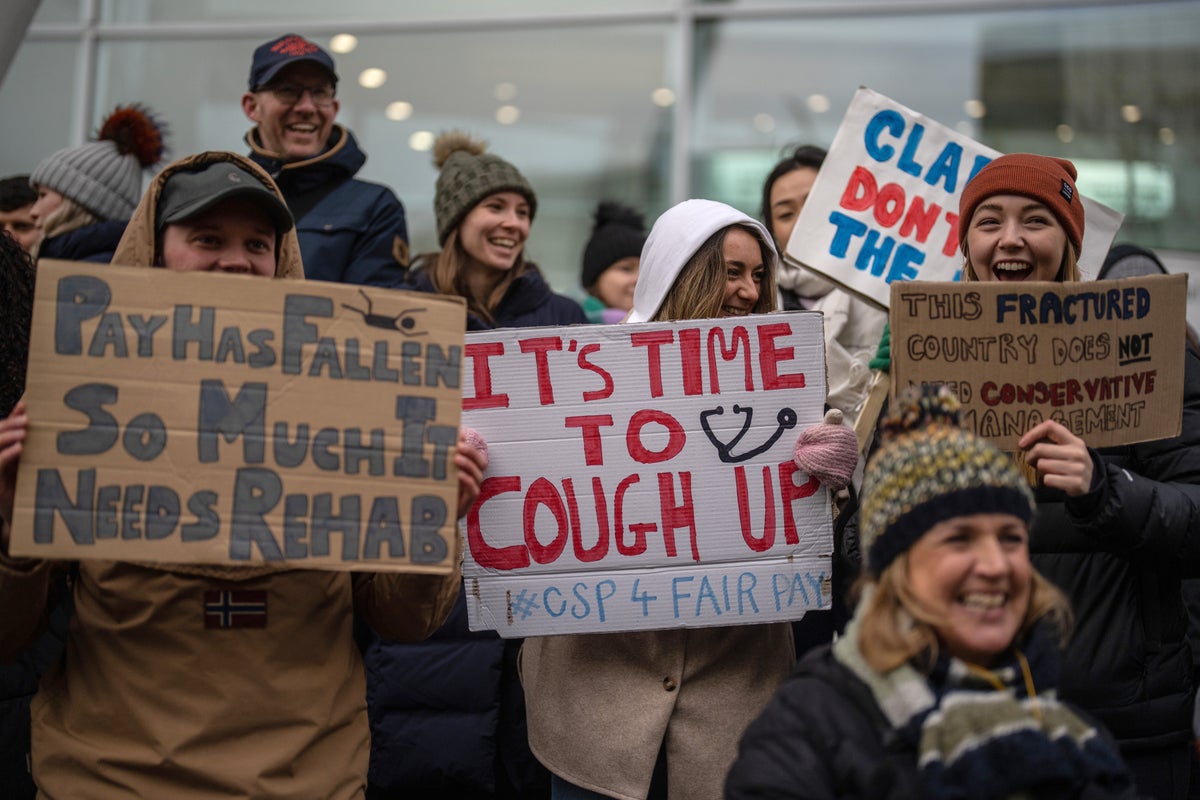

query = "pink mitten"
[793, 409, 857, 491]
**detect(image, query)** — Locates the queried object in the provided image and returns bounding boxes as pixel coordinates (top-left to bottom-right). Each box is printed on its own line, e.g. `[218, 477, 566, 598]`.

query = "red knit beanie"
[958, 153, 1083, 256]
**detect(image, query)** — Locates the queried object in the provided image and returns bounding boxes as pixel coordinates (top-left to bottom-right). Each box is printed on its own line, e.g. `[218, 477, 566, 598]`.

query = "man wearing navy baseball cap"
[241, 33, 411, 287]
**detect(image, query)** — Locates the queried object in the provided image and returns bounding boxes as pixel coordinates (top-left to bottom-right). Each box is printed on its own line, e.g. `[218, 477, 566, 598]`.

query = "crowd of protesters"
[1, 29, 1198, 800]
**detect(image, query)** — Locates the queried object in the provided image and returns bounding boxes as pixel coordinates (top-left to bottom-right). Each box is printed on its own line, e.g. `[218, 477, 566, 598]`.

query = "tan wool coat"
[521, 624, 795, 800]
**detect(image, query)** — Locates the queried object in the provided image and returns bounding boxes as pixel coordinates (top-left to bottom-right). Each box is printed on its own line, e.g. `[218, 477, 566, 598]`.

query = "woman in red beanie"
[958, 153, 1200, 800]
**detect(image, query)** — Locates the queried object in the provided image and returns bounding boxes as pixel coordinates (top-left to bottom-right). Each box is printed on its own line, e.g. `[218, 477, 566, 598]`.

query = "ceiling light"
[358, 68, 387, 89]
[329, 34, 357, 54]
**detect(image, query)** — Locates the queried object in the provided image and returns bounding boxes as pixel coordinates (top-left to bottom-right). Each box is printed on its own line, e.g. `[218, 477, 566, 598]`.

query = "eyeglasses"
[264, 83, 336, 107]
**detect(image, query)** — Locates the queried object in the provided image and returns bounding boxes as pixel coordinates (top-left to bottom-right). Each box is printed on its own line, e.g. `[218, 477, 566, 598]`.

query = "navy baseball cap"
[248, 33, 338, 91]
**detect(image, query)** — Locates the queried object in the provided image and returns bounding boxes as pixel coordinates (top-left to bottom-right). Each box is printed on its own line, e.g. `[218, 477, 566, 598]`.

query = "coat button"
[662, 677, 677, 692]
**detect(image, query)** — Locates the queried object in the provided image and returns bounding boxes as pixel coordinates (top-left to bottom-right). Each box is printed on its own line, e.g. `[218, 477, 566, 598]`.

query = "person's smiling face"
[159, 197, 277, 277]
[459, 191, 531, 273]
[243, 62, 339, 162]
[906, 512, 1033, 666]
[719, 227, 765, 317]
[965, 194, 1068, 283]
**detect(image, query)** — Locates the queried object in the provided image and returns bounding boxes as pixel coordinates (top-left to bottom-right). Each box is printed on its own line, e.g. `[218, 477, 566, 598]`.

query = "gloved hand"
[793, 408, 858, 492]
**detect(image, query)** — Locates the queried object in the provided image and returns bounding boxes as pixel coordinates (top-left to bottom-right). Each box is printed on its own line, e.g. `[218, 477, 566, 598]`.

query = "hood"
[628, 199, 776, 324]
[112, 150, 304, 280]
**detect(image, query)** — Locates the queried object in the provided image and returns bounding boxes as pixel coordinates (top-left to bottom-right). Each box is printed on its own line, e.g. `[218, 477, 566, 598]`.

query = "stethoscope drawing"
[700, 404, 797, 463]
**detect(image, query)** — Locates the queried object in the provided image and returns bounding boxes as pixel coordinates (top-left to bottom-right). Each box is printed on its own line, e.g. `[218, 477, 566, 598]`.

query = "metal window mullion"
[671, 0, 694, 205]
[70, 0, 99, 146]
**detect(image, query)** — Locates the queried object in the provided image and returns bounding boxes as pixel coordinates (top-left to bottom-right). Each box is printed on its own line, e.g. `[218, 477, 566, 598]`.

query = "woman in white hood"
[519, 199, 857, 800]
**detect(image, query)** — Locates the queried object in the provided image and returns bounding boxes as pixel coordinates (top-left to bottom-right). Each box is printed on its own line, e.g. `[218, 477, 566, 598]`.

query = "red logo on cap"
[271, 36, 320, 57]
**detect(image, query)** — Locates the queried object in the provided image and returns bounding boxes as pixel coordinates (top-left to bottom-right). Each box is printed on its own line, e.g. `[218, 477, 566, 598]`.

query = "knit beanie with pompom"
[580, 201, 647, 289]
[432, 130, 536, 245]
[30, 105, 168, 221]
[859, 385, 1035, 575]
[957, 153, 1083, 256]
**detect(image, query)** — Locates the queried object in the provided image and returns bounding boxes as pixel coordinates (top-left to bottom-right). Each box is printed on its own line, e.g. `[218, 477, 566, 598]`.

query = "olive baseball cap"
[157, 161, 294, 233]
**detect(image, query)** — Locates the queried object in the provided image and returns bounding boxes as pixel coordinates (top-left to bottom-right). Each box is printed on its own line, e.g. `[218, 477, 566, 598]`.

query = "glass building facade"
[3, 0, 1197, 321]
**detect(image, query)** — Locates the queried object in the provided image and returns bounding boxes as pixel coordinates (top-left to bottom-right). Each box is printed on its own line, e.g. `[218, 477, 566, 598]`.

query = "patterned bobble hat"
[860, 385, 1035, 575]
[432, 130, 536, 245]
[30, 105, 167, 221]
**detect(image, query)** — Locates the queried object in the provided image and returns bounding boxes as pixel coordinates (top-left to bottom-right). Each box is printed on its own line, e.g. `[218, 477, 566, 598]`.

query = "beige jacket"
[521, 625, 794, 800]
[0, 151, 460, 800]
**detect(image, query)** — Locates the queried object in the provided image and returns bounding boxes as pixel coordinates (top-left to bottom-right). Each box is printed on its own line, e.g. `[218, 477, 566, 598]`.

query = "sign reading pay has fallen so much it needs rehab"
[461, 313, 832, 637]
[11, 260, 466, 574]
[785, 87, 1124, 309]
[890, 275, 1188, 450]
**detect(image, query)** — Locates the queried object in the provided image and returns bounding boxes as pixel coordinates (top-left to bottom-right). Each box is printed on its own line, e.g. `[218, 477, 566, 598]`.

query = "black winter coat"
[1031, 346, 1200, 749]
[725, 645, 1134, 800]
[361, 265, 583, 797]
[725, 646, 924, 799]
[400, 265, 587, 332]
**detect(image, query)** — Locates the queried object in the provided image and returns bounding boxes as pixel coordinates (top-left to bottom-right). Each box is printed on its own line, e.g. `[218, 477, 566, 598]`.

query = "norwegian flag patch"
[204, 590, 268, 629]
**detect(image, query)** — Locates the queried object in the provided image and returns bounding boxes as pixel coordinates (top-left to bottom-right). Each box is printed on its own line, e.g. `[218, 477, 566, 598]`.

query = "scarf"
[833, 588, 1134, 799]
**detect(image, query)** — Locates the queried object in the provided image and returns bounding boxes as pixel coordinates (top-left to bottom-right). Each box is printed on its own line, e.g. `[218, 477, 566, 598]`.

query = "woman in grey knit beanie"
[29, 104, 166, 262]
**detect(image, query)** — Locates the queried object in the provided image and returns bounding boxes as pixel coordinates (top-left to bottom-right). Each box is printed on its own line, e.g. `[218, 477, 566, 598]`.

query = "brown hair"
[855, 553, 1072, 673]
[653, 223, 777, 322]
[420, 228, 531, 325]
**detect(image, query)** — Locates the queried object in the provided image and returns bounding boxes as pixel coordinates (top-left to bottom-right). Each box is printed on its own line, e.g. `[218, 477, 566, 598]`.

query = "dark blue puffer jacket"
[246, 125, 409, 288]
[362, 264, 584, 797]
[400, 265, 588, 332]
[38, 219, 128, 264]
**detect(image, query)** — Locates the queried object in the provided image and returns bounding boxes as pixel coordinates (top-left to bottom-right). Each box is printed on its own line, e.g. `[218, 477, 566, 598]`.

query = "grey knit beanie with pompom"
[432, 131, 536, 245]
[30, 104, 168, 221]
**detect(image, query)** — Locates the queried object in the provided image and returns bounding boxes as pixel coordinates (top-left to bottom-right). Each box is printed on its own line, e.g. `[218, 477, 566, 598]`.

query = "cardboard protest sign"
[890, 274, 1187, 450]
[11, 260, 466, 573]
[786, 87, 1124, 308]
[460, 313, 832, 637]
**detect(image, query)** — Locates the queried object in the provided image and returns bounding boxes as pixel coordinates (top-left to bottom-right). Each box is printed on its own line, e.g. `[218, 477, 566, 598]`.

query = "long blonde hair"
[419, 228, 531, 325]
[855, 554, 1072, 673]
[31, 196, 100, 260]
[653, 223, 777, 322]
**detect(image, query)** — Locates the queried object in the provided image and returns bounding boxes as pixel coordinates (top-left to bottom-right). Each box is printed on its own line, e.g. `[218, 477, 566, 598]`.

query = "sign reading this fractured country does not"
[890, 274, 1188, 450]
[11, 260, 467, 574]
[461, 313, 833, 637]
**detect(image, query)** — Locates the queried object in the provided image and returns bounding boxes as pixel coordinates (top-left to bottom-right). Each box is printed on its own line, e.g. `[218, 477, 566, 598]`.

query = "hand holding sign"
[1019, 419, 1094, 496]
[456, 428, 489, 519]
[0, 399, 26, 538]
[792, 409, 857, 491]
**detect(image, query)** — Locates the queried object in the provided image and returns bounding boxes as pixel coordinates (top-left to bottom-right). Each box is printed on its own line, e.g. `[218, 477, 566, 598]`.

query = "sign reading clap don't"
[785, 87, 1124, 308]
[11, 260, 466, 573]
[890, 274, 1188, 450]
